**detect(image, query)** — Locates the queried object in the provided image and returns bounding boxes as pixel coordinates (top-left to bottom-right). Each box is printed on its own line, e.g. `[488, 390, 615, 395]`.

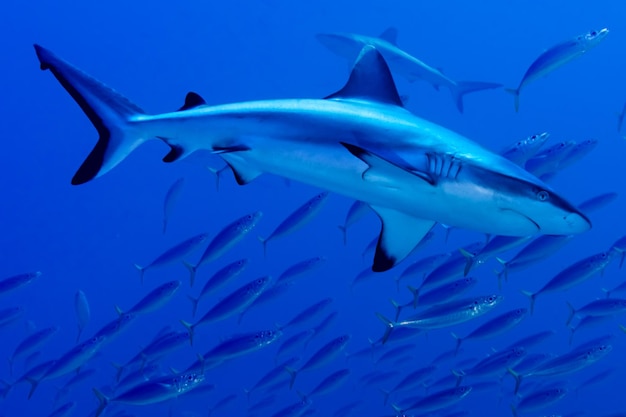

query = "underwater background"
[2, 0, 626, 416]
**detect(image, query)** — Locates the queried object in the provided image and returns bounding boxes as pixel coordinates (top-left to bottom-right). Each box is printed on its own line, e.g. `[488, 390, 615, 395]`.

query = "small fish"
[525, 141, 576, 178]
[394, 252, 452, 291]
[8, 326, 59, 375]
[460, 235, 532, 276]
[259, 192, 329, 255]
[276, 256, 326, 285]
[404, 276, 477, 315]
[244, 357, 300, 402]
[134, 233, 208, 283]
[503, 330, 555, 351]
[208, 393, 237, 416]
[452, 308, 527, 354]
[286, 334, 351, 388]
[611, 234, 626, 267]
[338, 200, 370, 244]
[92, 370, 205, 417]
[499, 132, 550, 166]
[92, 313, 136, 343]
[181, 276, 272, 345]
[453, 347, 525, 386]
[511, 386, 568, 417]
[377, 295, 503, 344]
[196, 329, 282, 369]
[380, 365, 437, 405]
[578, 192, 618, 215]
[74, 290, 90, 343]
[392, 385, 472, 414]
[421, 242, 485, 291]
[0, 306, 24, 329]
[298, 368, 350, 400]
[495, 235, 573, 283]
[0, 272, 41, 296]
[278, 298, 333, 330]
[188, 258, 249, 317]
[522, 250, 615, 314]
[618, 102, 626, 132]
[565, 298, 626, 326]
[54, 368, 97, 403]
[568, 315, 611, 346]
[162, 177, 185, 234]
[47, 401, 76, 417]
[505, 28, 608, 111]
[184, 211, 262, 286]
[118, 280, 180, 315]
[27, 335, 106, 398]
[275, 330, 315, 361]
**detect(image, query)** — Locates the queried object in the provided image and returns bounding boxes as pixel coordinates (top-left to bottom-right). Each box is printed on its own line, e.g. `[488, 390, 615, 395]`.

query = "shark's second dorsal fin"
[379, 27, 398, 45]
[178, 92, 206, 111]
[325, 46, 403, 106]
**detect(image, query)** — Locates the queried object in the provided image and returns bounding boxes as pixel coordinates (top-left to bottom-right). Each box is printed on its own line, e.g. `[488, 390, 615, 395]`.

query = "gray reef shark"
[33, 44, 591, 272]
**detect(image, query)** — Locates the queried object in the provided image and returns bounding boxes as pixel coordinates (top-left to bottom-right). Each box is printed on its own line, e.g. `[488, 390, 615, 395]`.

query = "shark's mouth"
[499, 208, 541, 233]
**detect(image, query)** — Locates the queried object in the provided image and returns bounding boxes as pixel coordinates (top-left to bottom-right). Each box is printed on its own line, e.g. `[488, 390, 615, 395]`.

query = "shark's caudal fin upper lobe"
[34, 45, 149, 185]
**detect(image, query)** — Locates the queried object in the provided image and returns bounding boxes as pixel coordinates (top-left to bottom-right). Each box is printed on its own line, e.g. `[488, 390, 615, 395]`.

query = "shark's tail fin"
[34, 45, 150, 185]
[452, 81, 502, 113]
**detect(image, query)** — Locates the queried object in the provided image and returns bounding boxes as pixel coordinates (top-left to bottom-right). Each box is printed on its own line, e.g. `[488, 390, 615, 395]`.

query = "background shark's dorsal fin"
[379, 27, 398, 45]
[325, 46, 404, 106]
[178, 92, 206, 111]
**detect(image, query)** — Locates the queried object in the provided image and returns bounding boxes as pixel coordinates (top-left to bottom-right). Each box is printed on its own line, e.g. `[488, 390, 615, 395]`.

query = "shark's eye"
[536, 190, 550, 201]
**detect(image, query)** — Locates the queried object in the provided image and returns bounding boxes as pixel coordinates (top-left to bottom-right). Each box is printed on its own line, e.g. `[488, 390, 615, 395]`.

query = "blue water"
[2, 1, 625, 416]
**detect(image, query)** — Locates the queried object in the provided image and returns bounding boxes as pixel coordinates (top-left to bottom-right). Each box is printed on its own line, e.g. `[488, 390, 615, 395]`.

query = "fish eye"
[536, 190, 550, 201]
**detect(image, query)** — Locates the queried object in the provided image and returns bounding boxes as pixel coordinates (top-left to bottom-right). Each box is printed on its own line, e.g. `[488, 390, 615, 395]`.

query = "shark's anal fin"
[325, 46, 404, 107]
[370, 205, 435, 272]
[178, 92, 207, 111]
[220, 154, 262, 185]
[379, 27, 398, 45]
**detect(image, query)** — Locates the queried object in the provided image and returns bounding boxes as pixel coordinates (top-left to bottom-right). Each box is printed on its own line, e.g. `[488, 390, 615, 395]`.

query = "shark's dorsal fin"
[178, 92, 206, 111]
[379, 27, 398, 45]
[370, 205, 435, 272]
[325, 46, 404, 106]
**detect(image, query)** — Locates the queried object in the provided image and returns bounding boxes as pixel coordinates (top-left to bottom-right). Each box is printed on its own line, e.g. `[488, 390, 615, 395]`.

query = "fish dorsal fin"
[370, 205, 436, 272]
[379, 27, 398, 45]
[178, 92, 206, 111]
[325, 46, 403, 106]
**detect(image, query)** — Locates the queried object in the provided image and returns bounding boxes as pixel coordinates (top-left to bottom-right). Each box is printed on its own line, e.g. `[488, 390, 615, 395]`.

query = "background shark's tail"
[452, 81, 502, 113]
[34, 45, 149, 185]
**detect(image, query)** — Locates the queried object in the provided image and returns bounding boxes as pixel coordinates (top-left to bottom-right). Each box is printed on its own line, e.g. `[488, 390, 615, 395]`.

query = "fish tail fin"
[258, 236, 268, 258]
[459, 248, 474, 276]
[495, 257, 509, 284]
[504, 87, 521, 112]
[133, 264, 145, 284]
[391, 403, 403, 414]
[206, 165, 227, 191]
[601, 287, 611, 298]
[25, 378, 39, 399]
[92, 388, 110, 417]
[451, 369, 465, 386]
[337, 225, 348, 246]
[619, 324, 626, 334]
[389, 299, 402, 322]
[111, 362, 124, 382]
[407, 285, 420, 308]
[180, 320, 195, 346]
[285, 366, 298, 389]
[296, 390, 308, 402]
[565, 301, 576, 326]
[507, 368, 523, 394]
[34, 45, 152, 185]
[520, 290, 536, 315]
[452, 81, 502, 113]
[0, 379, 12, 399]
[375, 313, 394, 345]
[380, 388, 391, 405]
[451, 332, 463, 355]
[510, 403, 518, 417]
[187, 295, 199, 318]
[182, 261, 197, 288]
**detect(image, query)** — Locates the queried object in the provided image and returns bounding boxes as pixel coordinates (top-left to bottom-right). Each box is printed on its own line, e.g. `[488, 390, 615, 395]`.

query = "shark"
[317, 28, 502, 113]
[33, 44, 591, 272]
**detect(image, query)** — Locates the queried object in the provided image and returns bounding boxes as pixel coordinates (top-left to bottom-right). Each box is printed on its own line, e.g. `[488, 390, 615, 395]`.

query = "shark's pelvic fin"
[325, 46, 404, 107]
[370, 205, 435, 272]
[221, 155, 263, 185]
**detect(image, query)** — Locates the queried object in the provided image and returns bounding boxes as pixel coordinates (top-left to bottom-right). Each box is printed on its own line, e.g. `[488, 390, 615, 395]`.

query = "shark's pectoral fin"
[370, 205, 436, 272]
[341, 142, 435, 186]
